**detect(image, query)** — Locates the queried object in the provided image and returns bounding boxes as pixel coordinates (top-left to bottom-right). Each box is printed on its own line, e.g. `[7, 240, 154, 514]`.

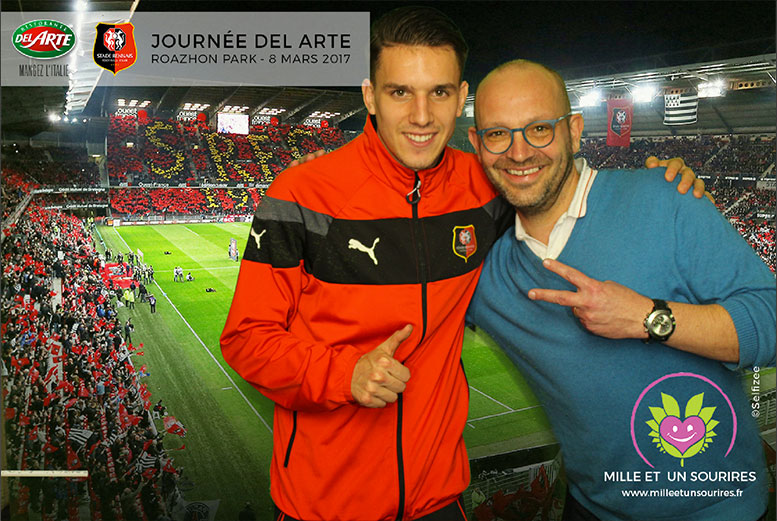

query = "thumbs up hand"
[350, 325, 413, 408]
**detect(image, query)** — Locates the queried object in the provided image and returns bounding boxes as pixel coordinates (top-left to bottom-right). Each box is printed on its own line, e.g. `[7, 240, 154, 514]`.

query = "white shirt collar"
[513, 157, 598, 259]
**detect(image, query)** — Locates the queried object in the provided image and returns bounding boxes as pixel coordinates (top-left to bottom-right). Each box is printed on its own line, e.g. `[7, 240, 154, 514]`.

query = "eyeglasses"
[476, 112, 575, 154]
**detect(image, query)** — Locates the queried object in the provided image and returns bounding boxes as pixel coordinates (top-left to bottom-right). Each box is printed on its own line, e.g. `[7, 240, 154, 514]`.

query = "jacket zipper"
[283, 411, 297, 467]
[395, 173, 428, 521]
[406, 173, 428, 342]
[395, 394, 405, 521]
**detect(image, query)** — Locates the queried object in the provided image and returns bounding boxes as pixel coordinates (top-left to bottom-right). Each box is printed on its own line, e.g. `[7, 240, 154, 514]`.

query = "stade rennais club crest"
[453, 225, 477, 262]
[93, 22, 136, 75]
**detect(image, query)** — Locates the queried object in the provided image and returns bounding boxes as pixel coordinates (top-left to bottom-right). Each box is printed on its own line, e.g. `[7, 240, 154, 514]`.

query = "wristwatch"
[643, 299, 676, 343]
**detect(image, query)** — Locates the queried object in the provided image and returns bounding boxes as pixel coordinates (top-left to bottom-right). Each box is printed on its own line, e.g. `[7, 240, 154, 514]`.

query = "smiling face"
[363, 44, 468, 171]
[659, 416, 707, 455]
[469, 63, 583, 218]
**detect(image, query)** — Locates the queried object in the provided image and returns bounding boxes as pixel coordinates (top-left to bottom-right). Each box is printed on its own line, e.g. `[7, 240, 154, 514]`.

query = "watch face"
[652, 313, 674, 335]
[647, 309, 676, 340]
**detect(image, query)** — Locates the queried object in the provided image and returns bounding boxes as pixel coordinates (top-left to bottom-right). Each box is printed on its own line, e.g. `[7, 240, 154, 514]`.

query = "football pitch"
[96, 223, 553, 521]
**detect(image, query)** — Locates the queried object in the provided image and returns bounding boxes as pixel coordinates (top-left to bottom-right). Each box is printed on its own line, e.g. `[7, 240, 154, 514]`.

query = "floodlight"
[698, 80, 725, 98]
[632, 85, 656, 103]
[578, 90, 601, 107]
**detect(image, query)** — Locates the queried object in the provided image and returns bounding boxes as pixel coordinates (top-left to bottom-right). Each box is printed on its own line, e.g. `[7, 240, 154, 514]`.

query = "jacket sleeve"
[670, 184, 776, 369]
[220, 194, 363, 412]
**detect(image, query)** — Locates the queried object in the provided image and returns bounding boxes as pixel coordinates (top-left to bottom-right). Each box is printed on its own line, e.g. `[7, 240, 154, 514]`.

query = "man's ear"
[455, 81, 469, 117]
[362, 78, 376, 115]
[569, 113, 584, 154]
[468, 126, 480, 152]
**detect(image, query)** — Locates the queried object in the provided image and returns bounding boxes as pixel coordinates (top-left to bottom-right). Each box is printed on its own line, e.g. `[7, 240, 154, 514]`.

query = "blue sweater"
[467, 169, 775, 521]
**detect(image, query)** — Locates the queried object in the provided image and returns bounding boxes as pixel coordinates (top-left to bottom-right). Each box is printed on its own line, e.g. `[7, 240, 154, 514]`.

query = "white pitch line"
[470, 385, 514, 412]
[467, 404, 543, 424]
[112, 228, 272, 434]
[182, 226, 200, 235]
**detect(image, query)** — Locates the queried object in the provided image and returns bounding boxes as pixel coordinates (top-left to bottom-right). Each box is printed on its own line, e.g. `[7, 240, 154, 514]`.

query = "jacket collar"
[358, 115, 453, 197]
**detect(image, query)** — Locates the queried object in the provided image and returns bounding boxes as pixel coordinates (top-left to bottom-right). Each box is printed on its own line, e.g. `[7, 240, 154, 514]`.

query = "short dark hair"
[370, 6, 468, 81]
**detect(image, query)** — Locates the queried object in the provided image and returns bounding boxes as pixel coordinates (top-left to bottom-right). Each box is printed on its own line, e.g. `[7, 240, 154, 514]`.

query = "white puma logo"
[348, 237, 380, 265]
[250, 228, 267, 249]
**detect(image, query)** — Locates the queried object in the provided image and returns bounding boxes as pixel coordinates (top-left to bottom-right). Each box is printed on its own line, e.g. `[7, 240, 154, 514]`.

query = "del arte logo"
[12, 20, 76, 59]
[630, 372, 738, 469]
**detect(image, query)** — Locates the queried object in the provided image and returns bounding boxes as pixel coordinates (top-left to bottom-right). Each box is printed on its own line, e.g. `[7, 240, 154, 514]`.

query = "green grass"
[97, 222, 553, 520]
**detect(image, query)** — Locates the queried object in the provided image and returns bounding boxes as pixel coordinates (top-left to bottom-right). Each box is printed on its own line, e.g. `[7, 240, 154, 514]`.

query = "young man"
[466, 60, 775, 521]
[221, 7, 704, 521]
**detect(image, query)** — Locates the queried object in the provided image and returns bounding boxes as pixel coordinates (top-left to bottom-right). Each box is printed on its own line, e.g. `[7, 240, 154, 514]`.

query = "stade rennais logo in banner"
[610, 107, 631, 138]
[93, 22, 136, 75]
[11, 20, 76, 59]
[630, 372, 738, 468]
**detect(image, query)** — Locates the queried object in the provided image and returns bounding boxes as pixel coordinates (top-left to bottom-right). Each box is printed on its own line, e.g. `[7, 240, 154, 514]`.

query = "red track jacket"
[221, 117, 507, 521]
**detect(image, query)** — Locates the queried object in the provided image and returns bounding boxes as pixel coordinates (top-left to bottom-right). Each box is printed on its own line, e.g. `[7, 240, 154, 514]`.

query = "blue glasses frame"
[476, 112, 576, 153]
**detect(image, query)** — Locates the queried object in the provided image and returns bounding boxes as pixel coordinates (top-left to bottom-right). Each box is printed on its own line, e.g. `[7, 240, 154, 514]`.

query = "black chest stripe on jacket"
[243, 196, 506, 285]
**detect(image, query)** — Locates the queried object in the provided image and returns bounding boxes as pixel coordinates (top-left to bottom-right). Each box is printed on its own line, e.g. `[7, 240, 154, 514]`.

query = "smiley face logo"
[631, 372, 737, 469]
[659, 416, 706, 453]
[646, 392, 718, 467]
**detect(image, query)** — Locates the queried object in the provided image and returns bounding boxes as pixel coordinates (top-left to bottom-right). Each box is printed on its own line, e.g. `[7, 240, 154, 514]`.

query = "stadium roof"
[2, 1, 774, 140]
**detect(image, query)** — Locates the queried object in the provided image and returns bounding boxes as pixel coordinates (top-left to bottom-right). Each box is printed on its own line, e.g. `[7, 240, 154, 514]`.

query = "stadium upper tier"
[2, 123, 773, 194]
[106, 116, 351, 185]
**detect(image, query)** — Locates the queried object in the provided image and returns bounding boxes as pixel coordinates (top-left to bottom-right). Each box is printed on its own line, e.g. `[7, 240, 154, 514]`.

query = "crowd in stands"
[705, 135, 776, 175]
[106, 115, 349, 186]
[107, 116, 144, 185]
[578, 135, 775, 176]
[109, 187, 264, 217]
[579, 135, 722, 170]
[142, 120, 191, 184]
[2, 203, 183, 520]
[709, 186, 776, 271]
[4, 126, 774, 274]
[2, 167, 39, 220]
[2, 144, 100, 187]
[731, 218, 776, 271]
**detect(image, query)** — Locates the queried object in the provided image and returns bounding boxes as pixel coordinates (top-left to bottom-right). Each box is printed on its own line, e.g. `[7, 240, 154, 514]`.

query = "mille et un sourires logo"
[631, 372, 738, 469]
[12, 20, 76, 59]
[647, 392, 717, 467]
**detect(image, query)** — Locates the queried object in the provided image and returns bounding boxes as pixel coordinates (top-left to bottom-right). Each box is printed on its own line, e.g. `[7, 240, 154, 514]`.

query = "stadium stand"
[579, 135, 776, 176]
[3, 124, 774, 272]
[1, 167, 39, 220]
[108, 187, 265, 217]
[706, 135, 777, 176]
[2, 144, 100, 187]
[2, 203, 184, 520]
[106, 116, 348, 186]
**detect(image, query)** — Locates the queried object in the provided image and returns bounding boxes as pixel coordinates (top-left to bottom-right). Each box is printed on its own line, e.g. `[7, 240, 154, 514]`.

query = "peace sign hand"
[528, 259, 653, 339]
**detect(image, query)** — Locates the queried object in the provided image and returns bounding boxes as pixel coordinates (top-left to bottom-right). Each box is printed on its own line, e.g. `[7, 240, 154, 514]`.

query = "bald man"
[466, 60, 775, 521]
